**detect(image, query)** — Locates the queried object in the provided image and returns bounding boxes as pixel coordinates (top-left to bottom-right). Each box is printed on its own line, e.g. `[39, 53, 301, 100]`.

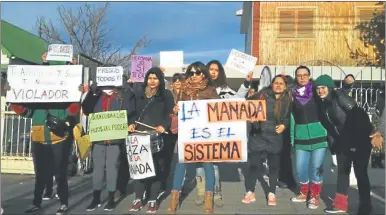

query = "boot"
[291, 183, 309, 202]
[214, 186, 224, 208]
[104, 191, 115, 211]
[168, 190, 180, 213]
[204, 191, 213, 214]
[308, 182, 322, 209]
[86, 190, 101, 211]
[325, 193, 348, 213]
[195, 176, 205, 206]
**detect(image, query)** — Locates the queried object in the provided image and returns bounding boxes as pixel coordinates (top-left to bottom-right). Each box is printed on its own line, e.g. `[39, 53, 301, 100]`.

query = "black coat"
[318, 90, 373, 154]
[128, 88, 174, 131]
[246, 88, 292, 154]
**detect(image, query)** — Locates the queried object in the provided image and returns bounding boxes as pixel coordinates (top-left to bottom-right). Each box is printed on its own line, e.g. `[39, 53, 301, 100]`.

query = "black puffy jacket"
[318, 90, 372, 154]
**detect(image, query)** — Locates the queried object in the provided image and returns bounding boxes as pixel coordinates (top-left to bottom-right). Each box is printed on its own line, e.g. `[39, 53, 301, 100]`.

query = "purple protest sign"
[130, 55, 153, 82]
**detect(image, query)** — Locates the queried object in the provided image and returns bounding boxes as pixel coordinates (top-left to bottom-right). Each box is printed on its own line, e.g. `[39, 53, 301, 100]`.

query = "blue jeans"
[295, 148, 327, 184]
[172, 162, 215, 192]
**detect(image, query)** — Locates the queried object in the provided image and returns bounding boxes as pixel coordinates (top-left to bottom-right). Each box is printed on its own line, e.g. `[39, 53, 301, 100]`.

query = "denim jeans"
[295, 148, 327, 184]
[172, 162, 215, 192]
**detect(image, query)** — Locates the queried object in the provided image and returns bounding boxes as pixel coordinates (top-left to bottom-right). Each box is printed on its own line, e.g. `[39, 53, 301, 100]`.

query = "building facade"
[239, 1, 384, 67]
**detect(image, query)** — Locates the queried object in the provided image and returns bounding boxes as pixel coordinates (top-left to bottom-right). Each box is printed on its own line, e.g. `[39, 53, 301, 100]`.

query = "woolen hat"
[314, 75, 335, 88]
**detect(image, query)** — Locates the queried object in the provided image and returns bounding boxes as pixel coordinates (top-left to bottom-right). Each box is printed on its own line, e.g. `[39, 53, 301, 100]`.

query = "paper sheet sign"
[225, 49, 258, 74]
[96, 66, 123, 86]
[126, 134, 156, 179]
[177, 98, 266, 163]
[88, 110, 128, 142]
[46, 44, 73, 62]
[130, 55, 152, 82]
[5, 65, 83, 103]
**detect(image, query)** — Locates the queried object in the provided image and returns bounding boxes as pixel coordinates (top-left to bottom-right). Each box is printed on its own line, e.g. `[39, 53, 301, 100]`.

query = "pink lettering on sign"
[130, 55, 153, 82]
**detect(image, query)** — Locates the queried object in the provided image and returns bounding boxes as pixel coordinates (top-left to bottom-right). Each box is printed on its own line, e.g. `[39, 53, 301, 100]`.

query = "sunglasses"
[187, 70, 202, 76]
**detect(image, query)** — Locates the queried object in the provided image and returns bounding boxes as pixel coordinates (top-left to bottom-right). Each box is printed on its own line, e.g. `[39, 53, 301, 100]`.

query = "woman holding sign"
[81, 77, 135, 212]
[193, 60, 252, 207]
[168, 61, 219, 214]
[127, 67, 174, 213]
[242, 75, 292, 206]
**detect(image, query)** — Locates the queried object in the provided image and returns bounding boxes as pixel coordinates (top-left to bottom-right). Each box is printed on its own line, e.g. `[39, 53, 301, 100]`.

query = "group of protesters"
[4, 52, 385, 215]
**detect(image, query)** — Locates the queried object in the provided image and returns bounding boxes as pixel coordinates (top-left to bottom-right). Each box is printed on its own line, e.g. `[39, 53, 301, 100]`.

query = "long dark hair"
[143, 67, 166, 96]
[206, 60, 227, 88]
[185, 61, 213, 86]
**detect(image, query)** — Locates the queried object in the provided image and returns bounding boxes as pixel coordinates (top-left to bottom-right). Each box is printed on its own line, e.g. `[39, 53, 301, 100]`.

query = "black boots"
[86, 190, 101, 211]
[104, 192, 115, 211]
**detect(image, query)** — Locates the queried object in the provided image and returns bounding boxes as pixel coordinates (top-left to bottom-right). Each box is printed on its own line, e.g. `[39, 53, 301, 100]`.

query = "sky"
[1, 2, 245, 64]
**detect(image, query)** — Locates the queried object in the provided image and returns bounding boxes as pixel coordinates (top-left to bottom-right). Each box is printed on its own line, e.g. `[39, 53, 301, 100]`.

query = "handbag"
[133, 97, 164, 153]
[45, 110, 69, 138]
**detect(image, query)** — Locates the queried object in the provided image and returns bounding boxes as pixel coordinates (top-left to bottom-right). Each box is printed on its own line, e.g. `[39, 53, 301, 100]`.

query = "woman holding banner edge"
[167, 61, 219, 214]
[193, 60, 252, 208]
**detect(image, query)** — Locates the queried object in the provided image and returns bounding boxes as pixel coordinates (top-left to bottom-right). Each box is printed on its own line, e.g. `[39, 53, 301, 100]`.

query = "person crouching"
[82, 81, 134, 212]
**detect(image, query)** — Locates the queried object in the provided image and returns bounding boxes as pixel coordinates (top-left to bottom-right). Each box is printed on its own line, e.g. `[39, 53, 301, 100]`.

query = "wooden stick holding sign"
[134, 121, 169, 134]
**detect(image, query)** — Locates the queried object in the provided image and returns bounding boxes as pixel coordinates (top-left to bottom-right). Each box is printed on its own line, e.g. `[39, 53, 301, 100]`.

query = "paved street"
[1, 154, 385, 215]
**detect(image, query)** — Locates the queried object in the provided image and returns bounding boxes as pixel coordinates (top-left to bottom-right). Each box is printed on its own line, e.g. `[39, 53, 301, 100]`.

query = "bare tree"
[36, 2, 150, 67]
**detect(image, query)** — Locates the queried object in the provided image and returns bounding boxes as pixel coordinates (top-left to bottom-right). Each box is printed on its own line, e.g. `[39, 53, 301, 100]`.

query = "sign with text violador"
[6, 65, 83, 103]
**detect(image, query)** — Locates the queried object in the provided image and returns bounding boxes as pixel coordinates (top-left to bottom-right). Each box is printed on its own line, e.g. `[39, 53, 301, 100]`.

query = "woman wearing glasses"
[168, 61, 219, 214]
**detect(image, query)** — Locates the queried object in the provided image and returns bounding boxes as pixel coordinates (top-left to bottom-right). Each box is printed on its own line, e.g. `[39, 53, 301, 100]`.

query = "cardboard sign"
[46, 44, 73, 62]
[225, 49, 258, 74]
[88, 110, 128, 142]
[177, 98, 266, 163]
[5, 65, 82, 103]
[96, 66, 123, 86]
[126, 133, 156, 179]
[130, 55, 152, 82]
[160, 51, 184, 67]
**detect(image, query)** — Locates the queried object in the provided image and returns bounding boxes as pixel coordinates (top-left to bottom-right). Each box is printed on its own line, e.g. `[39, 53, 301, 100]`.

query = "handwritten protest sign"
[178, 98, 267, 163]
[225, 49, 258, 74]
[130, 55, 152, 82]
[46, 44, 73, 62]
[126, 133, 156, 179]
[6, 65, 82, 103]
[96, 66, 123, 86]
[160, 51, 184, 67]
[88, 110, 128, 142]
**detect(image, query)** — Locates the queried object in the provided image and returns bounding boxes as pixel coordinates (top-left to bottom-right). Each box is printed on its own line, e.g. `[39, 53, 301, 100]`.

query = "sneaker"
[146, 201, 158, 213]
[104, 201, 114, 211]
[267, 192, 277, 206]
[241, 191, 256, 204]
[25, 205, 41, 213]
[129, 199, 143, 212]
[307, 197, 319, 209]
[55, 194, 59, 199]
[324, 207, 346, 213]
[291, 193, 307, 202]
[43, 193, 53, 201]
[86, 200, 101, 212]
[56, 204, 68, 215]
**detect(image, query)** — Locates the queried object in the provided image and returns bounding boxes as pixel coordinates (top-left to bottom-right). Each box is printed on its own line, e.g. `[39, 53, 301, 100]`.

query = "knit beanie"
[314, 75, 335, 88]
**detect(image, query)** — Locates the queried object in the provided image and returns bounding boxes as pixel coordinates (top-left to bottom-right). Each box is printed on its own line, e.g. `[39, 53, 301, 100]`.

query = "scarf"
[182, 78, 209, 97]
[145, 86, 157, 98]
[294, 82, 313, 105]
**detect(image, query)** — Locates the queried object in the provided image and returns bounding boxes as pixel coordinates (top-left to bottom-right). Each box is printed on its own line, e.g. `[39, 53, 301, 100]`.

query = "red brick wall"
[251, 1, 260, 63]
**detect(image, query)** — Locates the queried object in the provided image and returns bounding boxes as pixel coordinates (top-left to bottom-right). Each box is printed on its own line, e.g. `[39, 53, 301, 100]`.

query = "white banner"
[225, 49, 258, 74]
[46, 44, 73, 62]
[96, 66, 123, 86]
[6, 65, 83, 103]
[178, 98, 253, 163]
[126, 134, 156, 180]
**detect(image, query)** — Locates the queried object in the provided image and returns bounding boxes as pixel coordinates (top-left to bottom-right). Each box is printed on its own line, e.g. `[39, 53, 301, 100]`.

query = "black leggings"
[244, 151, 280, 194]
